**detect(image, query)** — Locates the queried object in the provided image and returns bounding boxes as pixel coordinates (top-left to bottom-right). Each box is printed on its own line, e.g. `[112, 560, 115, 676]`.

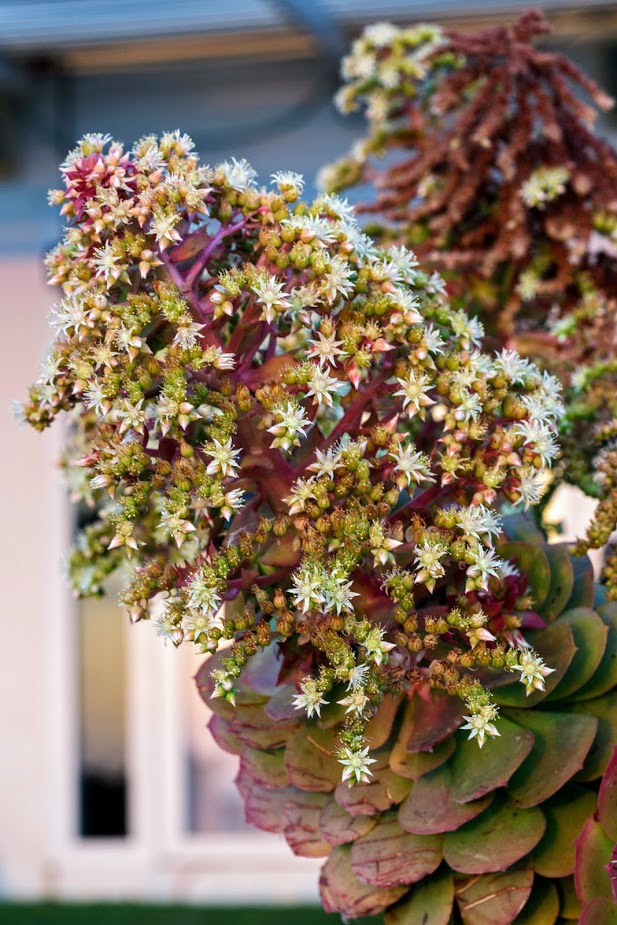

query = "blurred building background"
[0, 0, 614, 907]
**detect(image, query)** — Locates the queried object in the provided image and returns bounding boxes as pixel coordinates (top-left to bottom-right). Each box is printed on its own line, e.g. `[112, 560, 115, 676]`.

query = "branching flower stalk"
[323, 10, 617, 594]
[19, 132, 561, 783]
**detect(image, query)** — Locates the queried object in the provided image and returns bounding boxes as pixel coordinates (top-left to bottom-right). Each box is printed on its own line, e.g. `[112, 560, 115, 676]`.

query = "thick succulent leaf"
[281, 791, 331, 857]
[443, 799, 545, 874]
[263, 684, 301, 721]
[504, 709, 597, 806]
[579, 897, 617, 925]
[455, 868, 534, 925]
[284, 725, 341, 793]
[543, 545, 575, 621]
[556, 875, 582, 920]
[336, 752, 412, 817]
[514, 877, 559, 925]
[319, 844, 407, 917]
[450, 716, 534, 803]
[364, 695, 404, 749]
[195, 651, 266, 711]
[501, 514, 545, 546]
[493, 621, 576, 709]
[404, 690, 464, 752]
[533, 786, 598, 878]
[207, 713, 244, 755]
[574, 816, 614, 903]
[319, 798, 377, 847]
[571, 691, 617, 782]
[398, 763, 493, 834]
[244, 784, 296, 833]
[230, 703, 299, 750]
[564, 555, 595, 610]
[545, 609, 608, 701]
[350, 812, 442, 888]
[608, 842, 617, 904]
[498, 542, 550, 607]
[239, 643, 283, 696]
[598, 748, 617, 841]
[239, 747, 288, 790]
[573, 603, 617, 701]
[384, 869, 454, 925]
[390, 726, 455, 780]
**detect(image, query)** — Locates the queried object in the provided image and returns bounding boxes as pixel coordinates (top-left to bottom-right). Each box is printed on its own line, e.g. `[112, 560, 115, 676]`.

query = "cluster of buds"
[19, 132, 562, 782]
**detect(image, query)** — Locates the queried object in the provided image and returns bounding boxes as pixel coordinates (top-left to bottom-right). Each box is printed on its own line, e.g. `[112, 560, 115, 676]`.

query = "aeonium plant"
[16, 132, 576, 915]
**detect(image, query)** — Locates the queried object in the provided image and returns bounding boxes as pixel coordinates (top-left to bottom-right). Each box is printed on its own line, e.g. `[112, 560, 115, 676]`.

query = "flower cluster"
[20, 132, 561, 782]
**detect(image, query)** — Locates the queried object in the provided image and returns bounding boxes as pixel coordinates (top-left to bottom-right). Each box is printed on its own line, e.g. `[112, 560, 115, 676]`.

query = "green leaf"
[319, 845, 407, 917]
[364, 695, 404, 749]
[546, 609, 608, 700]
[450, 716, 535, 803]
[514, 877, 559, 925]
[571, 692, 617, 782]
[598, 748, 617, 842]
[404, 691, 464, 752]
[556, 875, 582, 920]
[579, 897, 617, 925]
[389, 703, 455, 779]
[350, 812, 442, 888]
[319, 798, 377, 848]
[533, 786, 598, 878]
[230, 703, 300, 750]
[574, 603, 617, 701]
[398, 763, 493, 835]
[498, 542, 550, 607]
[284, 726, 341, 793]
[501, 514, 545, 546]
[493, 621, 576, 708]
[504, 710, 598, 806]
[239, 747, 288, 790]
[543, 544, 575, 621]
[564, 555, 595, 610]
[244, 784, 296, 833]
[574, 816, 614, 902]
[207, 714, 244, 755]
[384, 870, 454, 925]
[443, 799, 545, 874]
[455, 868, 534, 925]
[336, 752, 412, 817]
[281, 791, 331, 857]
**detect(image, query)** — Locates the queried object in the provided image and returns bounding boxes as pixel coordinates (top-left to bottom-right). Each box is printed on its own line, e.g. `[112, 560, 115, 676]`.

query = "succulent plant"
[198, 516, 617, 923]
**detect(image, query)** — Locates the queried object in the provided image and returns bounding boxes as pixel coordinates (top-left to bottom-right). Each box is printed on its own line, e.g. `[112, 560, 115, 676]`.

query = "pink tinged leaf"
[390, 722, 455, 780]
[319, 844, 407, 918]
[263, 684, 302, 722]
[579, 897, 617, 924]
[599, 748, 617, 842]
[574, 815, 615, 903]
[398, 763, 493, 835]
[239, 747, 289, 790]
[503, 709, 598, 806]
[363, 694, 404, 750]
[533, 785, 598, 878]
[230, 703, 300, 750]
[442, 799, 545, 875]
[350, 812, 442, 888]
[244, 784, 296, 833]
[284, 726, 342, 793]
[207, 713, 244, 755]
[335, 752, 412, 817]
[449, 715, 535, 803]
[454, 868, 534, 925]
[607, 842, 617, 905]
[239, 643, 284, 696]
[384, 869, 454, 925]
[281, 791, 332, 857]
[404, 690, 465, 752]
[319, 798, 377, 848]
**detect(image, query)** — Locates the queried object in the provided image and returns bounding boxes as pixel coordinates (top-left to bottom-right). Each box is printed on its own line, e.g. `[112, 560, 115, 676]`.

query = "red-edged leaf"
[281, 791, 331, 857]
[385, 870, 454, 925]
[443, 799, 545, 874]
[350, 812, 442, 888]
[598, 748, 617, 842]
[319, 845, 407, 918]
[404, 690, 464, 752]
[533, 785, 598, 878]
[607, 842, 617, 904]
[455, 868, 534, 925]
[230, 703, 299, 750]
[450, 716, 534, 803]
[509, 876, 559, 925]
[319, 798, 377, 847]
[364, 694, 404, 749]
[389, 702, 455, 779]
[398, 763, 493, 835]
[574, 816, 614, 903]
[207, 713, 244, 755]
[335, 752, 412, 817]
[239, 747, 288, 790]
[284, 726, 341, 793]
[579, 897, 617, 925]
[263, 684, 301, 721]
[244, 784, 295, 833]
[504, 709, 598, 806]
[493, 621, 576, 708]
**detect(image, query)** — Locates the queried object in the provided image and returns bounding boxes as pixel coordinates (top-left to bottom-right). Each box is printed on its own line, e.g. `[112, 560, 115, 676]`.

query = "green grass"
[0, 905, 378, 925]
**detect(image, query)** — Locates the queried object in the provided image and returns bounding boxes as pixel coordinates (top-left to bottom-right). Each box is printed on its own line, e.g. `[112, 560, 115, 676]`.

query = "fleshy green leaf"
[571, 692, 617, 782]
[556, 875, 582, 920]
[598, 748, 617, 842]
[230, 702, 299, 750]
[244, 784, 295, 833]
[501, 514, 545, 546]
[384, 869, 454, 925]
[498, 542, 550, 607]
[574, 603, 617, 701]
[579, 897, 617, 925]
[450, 716, 534, 803]
[574, 816, 614, 903]
[493, 621, 576, 708]
[533, 786, 598, 878]
[319, 798, 377, 847]
[239, 747, 288, 790]
[336, 752, 412, 817]
[564, 555, 595, 610]
[319, 844, 407, 917]
[398, 763, 493, 834]
[504, 709, 597, 806]
[284, 725, 341, 792]
[207, 713, 244, 755]
[545, 608, 608, 700]
[543, 544, 575, 621]
[455, 868, 534, 925]
[404, 691, 464, 752]
[263, 684, 301, 721]
[281, 791, 331, 857]
[350, 812, 442, 888]
[389, 703, 455, 779]
[364, 694, 404, 749]
[514, 876, 559, 925]
[443, 799, 545, 874]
